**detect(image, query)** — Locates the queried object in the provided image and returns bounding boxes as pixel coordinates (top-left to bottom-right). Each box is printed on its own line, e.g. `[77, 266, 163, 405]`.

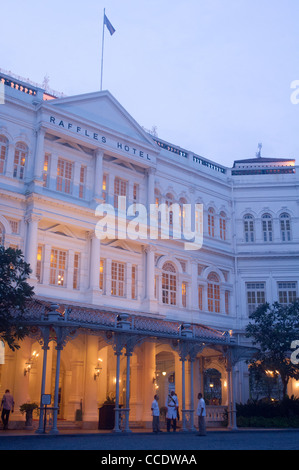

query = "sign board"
[41, 394, 51, 406]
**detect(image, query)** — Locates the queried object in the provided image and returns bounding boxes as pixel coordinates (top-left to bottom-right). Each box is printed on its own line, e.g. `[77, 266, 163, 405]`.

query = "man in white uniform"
[196, 392, 207, 436]
[151, 394, 162, 433]
[165, 390, 179, 432]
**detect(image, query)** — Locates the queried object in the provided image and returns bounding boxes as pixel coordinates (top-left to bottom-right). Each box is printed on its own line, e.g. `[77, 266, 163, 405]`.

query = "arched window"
[0, 223, 4, 246]
[0, 135, 8, 174]
[280, 213, 291, 242]
[244, 214, 255, 243]
[208, 208, 215, 237]
[219, 211, 227, 240]
[13, 142, 28, 180]
[207, 272, 220, 313]
[162, 262, 177, 306]
[262, 213, 273, 242]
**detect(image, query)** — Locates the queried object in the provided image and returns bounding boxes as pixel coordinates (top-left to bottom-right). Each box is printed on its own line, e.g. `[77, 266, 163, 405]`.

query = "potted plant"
[20, 403, 39, 429]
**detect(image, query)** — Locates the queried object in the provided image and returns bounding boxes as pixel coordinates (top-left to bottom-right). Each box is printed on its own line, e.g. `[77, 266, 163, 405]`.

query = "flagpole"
[100, 8, 105, 91]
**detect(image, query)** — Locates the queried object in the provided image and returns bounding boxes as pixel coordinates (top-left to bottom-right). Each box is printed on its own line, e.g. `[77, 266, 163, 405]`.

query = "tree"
[246, 301, 299, 398]
[0, 246, 34, 351]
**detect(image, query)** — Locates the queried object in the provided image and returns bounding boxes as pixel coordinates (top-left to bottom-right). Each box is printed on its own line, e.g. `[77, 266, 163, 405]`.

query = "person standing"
[196, 392, 207, 436]
[1, 389, 14, 430]
[165, 390, 179, 432]
[151, 394, 162, 433]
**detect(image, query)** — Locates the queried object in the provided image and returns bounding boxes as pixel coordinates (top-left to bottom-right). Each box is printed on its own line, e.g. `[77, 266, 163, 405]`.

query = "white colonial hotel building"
[0, 70, 298, 432]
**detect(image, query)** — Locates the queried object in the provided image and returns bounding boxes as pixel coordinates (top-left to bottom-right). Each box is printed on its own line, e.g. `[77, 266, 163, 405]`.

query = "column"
[147, 168, 156, 208]
[189, 358, 196, 431]
[36, 329, 50, 433]
[113, 349, 122, 433]
[106, 258, 112, 297]
[67, 249, 75, 290]
[25, 213, 41, 280]
[83, 335, 99, 426]
[89, 233, 101, 292]
[73, 161, 81, 199]
[181, 354, 187, 432]
[33, 127, 46, 182]
[94, 149, 103, 202]
[226, 359, 238, 431]
[145, 246, 156, 303]
[124, 350, 132, 433]
[126, 262, 132, 300]
[190, 260, 198, 310]
[50, 344, 63, 434]
[142, 342, 156, 425]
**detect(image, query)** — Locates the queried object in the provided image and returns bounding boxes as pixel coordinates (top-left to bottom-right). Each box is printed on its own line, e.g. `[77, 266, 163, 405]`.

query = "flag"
[104, 14, 116, 35]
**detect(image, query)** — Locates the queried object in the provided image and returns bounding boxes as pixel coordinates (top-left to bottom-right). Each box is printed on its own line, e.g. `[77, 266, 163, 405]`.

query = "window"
[13, 142, 27, 180]
[162, 262, 177, 306]
[56, 158, 73, 194]
[99, 259, 105, 291]
[102, 175, 108, 202]
[207, 272, 220, 313]
[244, 214, 255, 243]
[220, 211, 227, 240]
[73, 253, 80, 290]
[133, 183, 139, 203]
[198, 285, 203, 310]
[0, 135, 8, 174]
[246, 282, 266, 315]
[79, 165, 86, 199]
[179, 198, 187, 230]
[262, 214, 273, 242]
[43, 153, 50, 187]
[114, 177, 127, 209]
[278, 282, 297, 305]
[111, 261, 125, 297]
[132, 265, 137, 300]
[280, 213, 291, 242]
[155, 188, 161, 207]
[36, 245, 43, 283]
[50, 249, 67, 287]
[9, 219, 19, 234]
[208, 208, 215, 237]
[182, 281, 187, 307]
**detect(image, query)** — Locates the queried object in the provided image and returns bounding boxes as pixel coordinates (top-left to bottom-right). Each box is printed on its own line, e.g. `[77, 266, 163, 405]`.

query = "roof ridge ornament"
[256, 142, 262, 159]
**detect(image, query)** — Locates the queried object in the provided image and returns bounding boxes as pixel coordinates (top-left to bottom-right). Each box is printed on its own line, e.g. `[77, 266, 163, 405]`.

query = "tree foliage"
[0, 246, 34, 351]
[246, 301, 299, 398]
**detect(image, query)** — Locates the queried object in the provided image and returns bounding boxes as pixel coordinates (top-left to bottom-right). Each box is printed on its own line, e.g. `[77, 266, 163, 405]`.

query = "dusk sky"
[2, 0, 299, 167]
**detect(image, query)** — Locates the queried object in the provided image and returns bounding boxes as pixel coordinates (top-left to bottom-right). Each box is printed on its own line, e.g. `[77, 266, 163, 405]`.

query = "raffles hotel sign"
[48, 115, 154, 163]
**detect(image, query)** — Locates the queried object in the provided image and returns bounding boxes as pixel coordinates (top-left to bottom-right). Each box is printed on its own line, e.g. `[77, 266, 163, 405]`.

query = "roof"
[233, 157, 295, 166]
[17, 298, 234, 345]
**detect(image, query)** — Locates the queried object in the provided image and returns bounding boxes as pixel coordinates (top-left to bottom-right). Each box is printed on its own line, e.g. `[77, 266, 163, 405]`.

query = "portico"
[9, 300, 254, 433]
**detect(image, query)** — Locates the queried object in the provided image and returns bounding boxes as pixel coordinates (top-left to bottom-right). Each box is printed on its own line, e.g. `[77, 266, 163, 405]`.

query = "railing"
[206, 405, 227, 424]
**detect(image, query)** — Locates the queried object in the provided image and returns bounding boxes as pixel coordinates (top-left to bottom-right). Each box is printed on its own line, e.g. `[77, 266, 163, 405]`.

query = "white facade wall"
[0, 74, 299, 412]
